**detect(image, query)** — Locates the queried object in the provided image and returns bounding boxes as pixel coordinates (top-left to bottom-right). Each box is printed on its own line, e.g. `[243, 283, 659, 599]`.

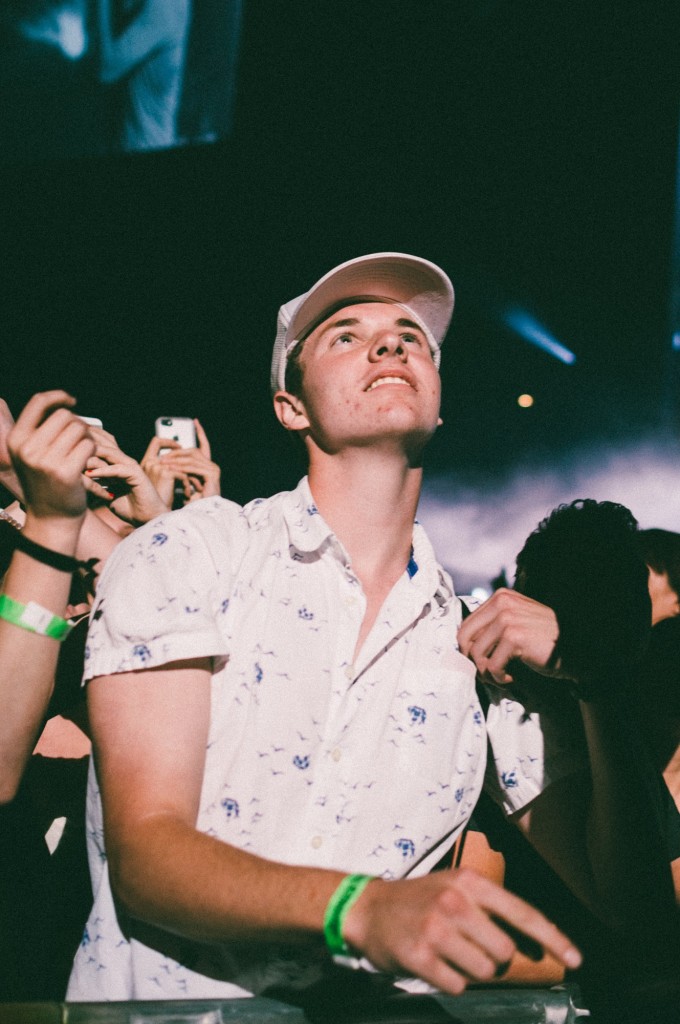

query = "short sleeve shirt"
[68, 479, 488, 1001]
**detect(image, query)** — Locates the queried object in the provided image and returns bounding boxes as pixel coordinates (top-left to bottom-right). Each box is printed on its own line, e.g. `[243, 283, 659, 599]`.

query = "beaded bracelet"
[0, 593, 73, 641]
[323, 874, 374, 956]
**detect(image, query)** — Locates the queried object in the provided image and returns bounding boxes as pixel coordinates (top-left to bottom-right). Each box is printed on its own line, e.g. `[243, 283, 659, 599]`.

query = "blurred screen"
[0, 0, 242, 163]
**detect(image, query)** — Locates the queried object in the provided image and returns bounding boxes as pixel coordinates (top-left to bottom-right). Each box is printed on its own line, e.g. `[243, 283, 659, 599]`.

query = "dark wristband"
[14, 531, 83, 574]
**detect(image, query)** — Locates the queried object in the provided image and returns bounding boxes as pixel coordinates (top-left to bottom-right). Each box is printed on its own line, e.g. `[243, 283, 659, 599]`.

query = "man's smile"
[365, 373, 415, 393]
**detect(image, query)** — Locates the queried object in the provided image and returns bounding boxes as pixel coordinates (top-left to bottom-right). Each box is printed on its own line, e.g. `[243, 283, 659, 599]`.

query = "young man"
[67, 254, 670, 1002]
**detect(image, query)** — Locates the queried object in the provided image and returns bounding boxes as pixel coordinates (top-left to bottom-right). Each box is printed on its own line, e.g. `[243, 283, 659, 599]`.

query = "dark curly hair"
[636, 528, 680, 600]
[514, 499, 651, 685]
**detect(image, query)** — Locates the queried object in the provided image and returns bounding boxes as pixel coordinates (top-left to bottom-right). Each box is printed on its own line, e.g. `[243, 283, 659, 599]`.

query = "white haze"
[419, 436, 680, 594]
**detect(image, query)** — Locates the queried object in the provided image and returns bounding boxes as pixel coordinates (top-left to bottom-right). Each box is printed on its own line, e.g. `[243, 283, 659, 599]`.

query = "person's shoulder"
[177, 495, 245, 524]
[238, 481, 309, 529]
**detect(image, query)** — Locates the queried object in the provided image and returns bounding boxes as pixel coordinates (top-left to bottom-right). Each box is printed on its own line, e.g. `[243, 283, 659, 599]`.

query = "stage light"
[672, 331, 680, 351]
[517, 393, 534, 408]
[19, 11, 87, 61]
[504, 308, 576, 365]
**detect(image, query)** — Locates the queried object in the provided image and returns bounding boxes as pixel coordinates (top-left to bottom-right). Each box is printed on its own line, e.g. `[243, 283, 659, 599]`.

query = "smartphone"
[155, 416, 197, 455]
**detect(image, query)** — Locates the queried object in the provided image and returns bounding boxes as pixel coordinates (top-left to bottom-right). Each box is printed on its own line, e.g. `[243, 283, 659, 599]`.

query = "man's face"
[288, 301, 442, 456]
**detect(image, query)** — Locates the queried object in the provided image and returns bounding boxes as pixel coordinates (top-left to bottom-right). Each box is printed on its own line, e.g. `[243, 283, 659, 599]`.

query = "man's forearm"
[0, 517, 81, 801]
[108, 813, 344, 944]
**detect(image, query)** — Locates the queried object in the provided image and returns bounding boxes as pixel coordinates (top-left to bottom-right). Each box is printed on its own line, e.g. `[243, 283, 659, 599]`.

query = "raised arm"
[1, 397, 121, 573]
[0, 391, 94, 802]
[458, 588, 677, 928]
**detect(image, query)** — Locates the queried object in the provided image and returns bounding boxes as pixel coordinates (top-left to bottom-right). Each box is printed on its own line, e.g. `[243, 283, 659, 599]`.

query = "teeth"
[367, 376, 410, 391]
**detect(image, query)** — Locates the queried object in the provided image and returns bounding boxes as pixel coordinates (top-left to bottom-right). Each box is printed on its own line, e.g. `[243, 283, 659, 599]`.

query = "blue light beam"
[504, 309, 577, 365]
[19, 11, 87, 61]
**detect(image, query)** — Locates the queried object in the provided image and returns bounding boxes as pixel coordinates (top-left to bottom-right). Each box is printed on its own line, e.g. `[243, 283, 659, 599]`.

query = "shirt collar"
[283, 477, 336, 558]
[283, 478, 454, 606]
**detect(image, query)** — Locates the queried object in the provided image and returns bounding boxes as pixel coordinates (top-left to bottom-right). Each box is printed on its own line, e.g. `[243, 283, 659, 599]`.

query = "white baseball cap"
[271, 252, 455, 393]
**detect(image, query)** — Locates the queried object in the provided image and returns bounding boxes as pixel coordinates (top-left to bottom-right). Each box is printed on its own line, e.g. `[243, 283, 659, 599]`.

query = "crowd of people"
[0, 252, 679, 1018]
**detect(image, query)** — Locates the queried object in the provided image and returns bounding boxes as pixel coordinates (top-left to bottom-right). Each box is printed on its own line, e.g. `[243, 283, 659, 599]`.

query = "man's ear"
[273, 390, 310, 433]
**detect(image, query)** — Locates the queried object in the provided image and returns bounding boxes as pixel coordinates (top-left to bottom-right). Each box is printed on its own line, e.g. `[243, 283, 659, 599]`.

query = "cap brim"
[287, 252, 454, 347]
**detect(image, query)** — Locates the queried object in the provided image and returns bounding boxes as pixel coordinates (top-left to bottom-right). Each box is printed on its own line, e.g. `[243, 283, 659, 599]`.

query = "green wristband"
[0, 593, 73, 641]
[323, 873, 374, 956]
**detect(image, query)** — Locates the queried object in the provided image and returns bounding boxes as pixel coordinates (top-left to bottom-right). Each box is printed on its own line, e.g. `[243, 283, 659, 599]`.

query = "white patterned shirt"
[67, 478, 582, 1001]
[66, 477, 581, 999]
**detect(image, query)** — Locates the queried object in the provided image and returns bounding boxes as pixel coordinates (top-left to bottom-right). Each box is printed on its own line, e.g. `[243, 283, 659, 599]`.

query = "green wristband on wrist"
[0, 593, 73, 641]
[323, 873, 374, 956]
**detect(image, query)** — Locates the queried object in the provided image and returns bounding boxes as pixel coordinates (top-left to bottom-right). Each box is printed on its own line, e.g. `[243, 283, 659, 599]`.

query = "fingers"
[8, 390, 76, 444]
[194, 418, 211, 458]
[156, 449, 212, 471]
[458, 589, 559, 682]
[88, 442, 135, 469]
[5, 392, 98, 520]
[83, 475, 114, 501]
[11, 407, 94, 471]
[460, 871, 581, 970]
[141, 436, 181, 463]
[346, 869, 580, 998]
[88, 424, 120, 449]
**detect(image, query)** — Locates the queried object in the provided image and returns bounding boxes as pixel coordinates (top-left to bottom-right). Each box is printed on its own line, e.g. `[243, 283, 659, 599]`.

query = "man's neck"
[307, 449, 422, 592]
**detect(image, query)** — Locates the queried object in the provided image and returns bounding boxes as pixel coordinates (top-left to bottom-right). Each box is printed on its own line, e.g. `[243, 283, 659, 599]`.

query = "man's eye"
[402, 333, 422, 346]
[333, 333, 355, 346]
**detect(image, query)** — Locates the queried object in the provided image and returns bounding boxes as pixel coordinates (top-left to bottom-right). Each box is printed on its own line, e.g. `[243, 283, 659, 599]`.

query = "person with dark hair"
[644, 616, 680, 815]
[465, 499, 680, 1016]
[635, 528, 680, 824]
[637, 528, 680, 626]
[514, 499, 652, 691]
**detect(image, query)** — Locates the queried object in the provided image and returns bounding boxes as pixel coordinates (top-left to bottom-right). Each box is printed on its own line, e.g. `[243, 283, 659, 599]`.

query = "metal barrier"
[1, 985, 590, 1024]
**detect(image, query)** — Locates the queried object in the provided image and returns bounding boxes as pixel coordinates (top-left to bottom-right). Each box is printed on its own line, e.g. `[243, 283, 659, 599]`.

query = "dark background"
[1, 0, 679, 580]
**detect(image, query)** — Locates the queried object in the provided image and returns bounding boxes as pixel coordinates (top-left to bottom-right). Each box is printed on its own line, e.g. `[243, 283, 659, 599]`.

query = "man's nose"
[368, 331, 407, 360]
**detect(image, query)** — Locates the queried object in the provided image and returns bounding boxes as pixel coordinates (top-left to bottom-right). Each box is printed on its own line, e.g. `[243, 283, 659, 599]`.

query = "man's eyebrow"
[324, 317, 360, 330]
[322, 316, 425, 333]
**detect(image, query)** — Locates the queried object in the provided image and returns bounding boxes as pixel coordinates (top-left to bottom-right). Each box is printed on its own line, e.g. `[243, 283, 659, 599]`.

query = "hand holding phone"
[154, 417, 197, 455]
[144, 418, 220, 507]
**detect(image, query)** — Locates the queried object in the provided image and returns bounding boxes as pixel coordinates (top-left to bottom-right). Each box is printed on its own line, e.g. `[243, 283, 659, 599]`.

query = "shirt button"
[311, 835, 323, 849]
[331, 748, 342, 762]
[344, 665, 354, 680]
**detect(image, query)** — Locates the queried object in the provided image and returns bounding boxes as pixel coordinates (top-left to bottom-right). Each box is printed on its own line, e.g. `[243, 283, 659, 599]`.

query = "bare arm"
[0, 391, 94, 802]
[458, 589, 677, 925]
[91, 658, 581, 995]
